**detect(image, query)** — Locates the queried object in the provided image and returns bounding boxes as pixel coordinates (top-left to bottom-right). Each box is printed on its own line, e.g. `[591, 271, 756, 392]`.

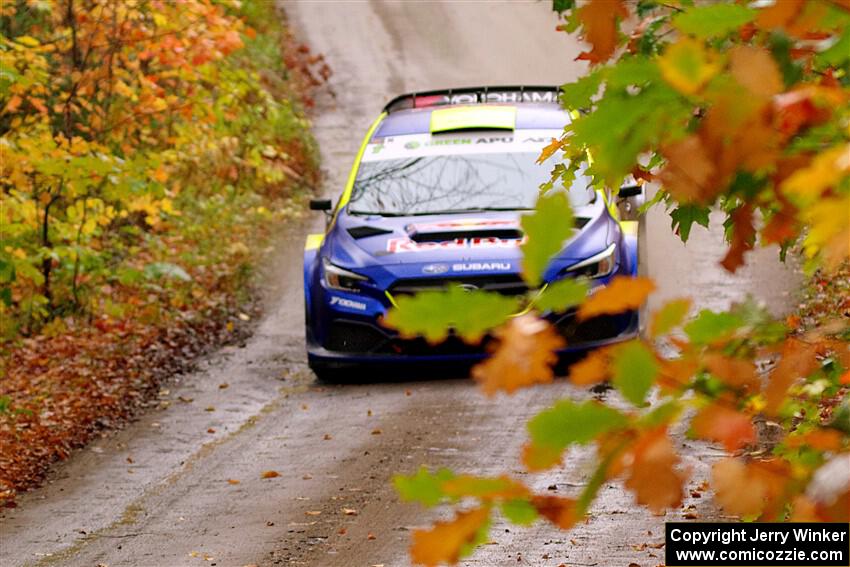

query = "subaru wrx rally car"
[304, 86, 642, 378]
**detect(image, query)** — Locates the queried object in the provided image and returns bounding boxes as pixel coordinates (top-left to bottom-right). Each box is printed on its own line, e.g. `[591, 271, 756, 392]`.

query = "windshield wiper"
[349, 207, 532, 217]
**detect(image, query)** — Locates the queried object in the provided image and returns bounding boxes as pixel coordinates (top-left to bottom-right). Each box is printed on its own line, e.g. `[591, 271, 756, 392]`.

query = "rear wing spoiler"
[383, 85, 560, 113]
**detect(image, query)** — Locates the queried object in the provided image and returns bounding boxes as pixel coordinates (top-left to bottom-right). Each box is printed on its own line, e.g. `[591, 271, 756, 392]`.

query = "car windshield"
[348, 152, 595, 216]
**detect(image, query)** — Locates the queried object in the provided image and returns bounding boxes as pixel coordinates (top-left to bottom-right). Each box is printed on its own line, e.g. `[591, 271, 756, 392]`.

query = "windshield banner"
[362, 129, 562, 162]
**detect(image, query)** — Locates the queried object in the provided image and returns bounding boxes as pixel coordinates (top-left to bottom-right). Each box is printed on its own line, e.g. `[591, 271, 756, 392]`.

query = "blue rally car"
[304, 86, 642, 378]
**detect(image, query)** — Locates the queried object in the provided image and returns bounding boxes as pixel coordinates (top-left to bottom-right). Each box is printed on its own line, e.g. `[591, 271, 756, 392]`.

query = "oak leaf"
[729, 46, 783, 98]
[537, 137, 565, 164]
[410, 507, 490, 567]
[764, 338, 819, 415]
[531, 495, 578, 529]
[576, 0, 628, 65]
[755, 0, 805, 31]
[703, 352, 759, 392]
[691, 403, 756, 452]
[520, 191, 575, 286]
[441, 475, 529, 501]
[659, 38, 720, 95]
[521, 442, 563, 472]
[577, 276, 655, 321]
[567, 347, 611, 386]
[472, 314, 565, 396]
[711, 458, 768, 517]
[383, 286, 518, 345]
[720, 204, 755, 273]
[657, 355, 699, 391]
[658, 136, 716, 203]
[623, 428, 686, 513]
[649, 298, 691, 337]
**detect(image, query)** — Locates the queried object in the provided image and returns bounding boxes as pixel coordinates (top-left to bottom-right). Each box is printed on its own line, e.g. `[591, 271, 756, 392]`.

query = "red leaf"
[720, 204, 756, 273]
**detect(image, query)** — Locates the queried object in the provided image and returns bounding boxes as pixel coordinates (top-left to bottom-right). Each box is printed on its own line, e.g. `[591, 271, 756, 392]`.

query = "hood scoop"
[347, 225, 394, 239]
[406, 218, 523, 243]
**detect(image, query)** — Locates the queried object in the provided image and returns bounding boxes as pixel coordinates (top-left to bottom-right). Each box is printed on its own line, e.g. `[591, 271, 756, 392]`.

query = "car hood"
[326, 199, 613, 281]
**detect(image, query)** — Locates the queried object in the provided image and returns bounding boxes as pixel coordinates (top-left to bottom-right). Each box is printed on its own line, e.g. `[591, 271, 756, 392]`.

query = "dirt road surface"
[1, 2, 801, 566]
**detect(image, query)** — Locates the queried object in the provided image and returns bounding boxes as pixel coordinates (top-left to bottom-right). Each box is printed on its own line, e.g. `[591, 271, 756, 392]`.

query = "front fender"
[620, 220, 639, 277]
[303, 234, 324, 334]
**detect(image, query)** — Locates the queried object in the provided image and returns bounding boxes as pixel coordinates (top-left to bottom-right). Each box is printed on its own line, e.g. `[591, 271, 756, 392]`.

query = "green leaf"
[650, 298, 691, 336]
[611, 340, 658, 406]
[0, 258, 15, 283]
[520, 191, 575, 286]
[501, 499, 539, 526]
[606, 57, 661, 91]
[817, 27, 850, 67]
[528, 399, 628, 451]
[384, 286, 518, 344]
[117, 267, 145, 285]
[393, 467, 456, 507]
[639, 400, 683, 428]
[560, 69, 604, 110]
[535, 278, 588, 313]
[684, 310, 745, 344]
[672, 4, 755, 39]
[552, 0, 574, 13]
[670, 204, 710, 243]
[0, 287, 12, 307]
[570, 84, 689, 186]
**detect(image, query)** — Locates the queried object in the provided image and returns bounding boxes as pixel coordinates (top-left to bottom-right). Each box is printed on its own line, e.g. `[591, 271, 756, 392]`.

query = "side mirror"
[309, 198, 332, 212]
[617, 184, 642, 199]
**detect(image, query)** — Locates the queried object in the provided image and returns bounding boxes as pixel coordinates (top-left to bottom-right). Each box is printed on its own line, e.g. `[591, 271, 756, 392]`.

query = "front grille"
[390, 274, 528, 296]
[554, 312, 630, 343]
[382, 334, 490, 356]
[325, 321, 388, 353]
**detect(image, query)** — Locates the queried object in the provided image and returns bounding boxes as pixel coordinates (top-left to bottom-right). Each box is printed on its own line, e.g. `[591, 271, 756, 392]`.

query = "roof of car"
[372, 104, 570, 139]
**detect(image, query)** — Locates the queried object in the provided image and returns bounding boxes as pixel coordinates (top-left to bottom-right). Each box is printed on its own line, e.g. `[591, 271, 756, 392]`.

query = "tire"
[310, 364, 345, 383]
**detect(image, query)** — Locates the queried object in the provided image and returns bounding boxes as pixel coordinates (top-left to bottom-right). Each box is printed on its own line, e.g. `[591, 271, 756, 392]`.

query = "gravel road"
[0, 2, 801, 566]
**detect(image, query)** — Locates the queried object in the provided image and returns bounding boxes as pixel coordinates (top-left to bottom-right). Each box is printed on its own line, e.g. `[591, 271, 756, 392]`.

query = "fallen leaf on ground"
[261, 470, 280, 479]
[227, 479, 240, 485]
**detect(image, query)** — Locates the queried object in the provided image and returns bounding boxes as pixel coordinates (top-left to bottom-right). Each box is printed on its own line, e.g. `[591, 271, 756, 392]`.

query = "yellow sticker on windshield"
[430, 106, 516, 133]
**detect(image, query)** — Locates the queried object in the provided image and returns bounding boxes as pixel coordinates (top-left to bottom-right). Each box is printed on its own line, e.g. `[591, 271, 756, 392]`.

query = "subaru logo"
[422, 263, 449, 274]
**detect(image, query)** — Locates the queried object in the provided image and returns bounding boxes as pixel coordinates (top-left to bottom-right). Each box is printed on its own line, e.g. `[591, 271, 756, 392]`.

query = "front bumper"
[307, 309, 640, 370]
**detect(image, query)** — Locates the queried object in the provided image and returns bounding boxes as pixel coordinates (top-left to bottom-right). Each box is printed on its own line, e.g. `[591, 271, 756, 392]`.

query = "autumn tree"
[388, 1, 850, 564]
[1, 0, 313, 337]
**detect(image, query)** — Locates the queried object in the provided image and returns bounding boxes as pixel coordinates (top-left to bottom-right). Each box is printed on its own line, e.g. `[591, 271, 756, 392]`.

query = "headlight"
[565, 243, 617, 278]
[323, 258, 370, 292]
